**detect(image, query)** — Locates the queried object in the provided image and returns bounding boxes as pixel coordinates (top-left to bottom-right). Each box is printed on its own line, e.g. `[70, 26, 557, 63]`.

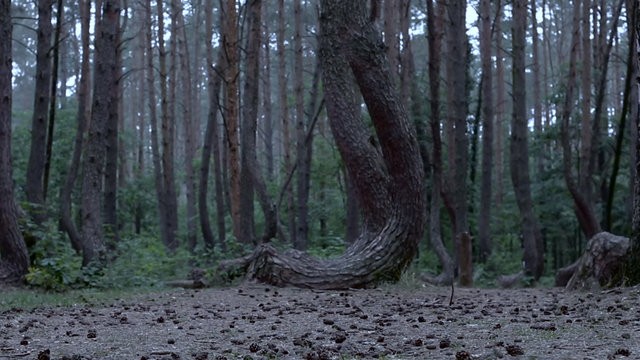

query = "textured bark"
[43, 0, 63, 201]
[172, 0, 197, 251]
[220, 0, 426, 289]
[222, 0, 242, 244]
[478, 0, 493, 262]
[0, 0, 30, 282]
[200, 0, 224, 250]
[511, 0, 544, 280]
[566, 232, 630, 290]
[446, 0, 471, 286]
[494, 3, 505, 206]
[426, 0, 454, 285]
[277, 0, 295, 241]
[146, 0, 168, 251]
[293, 0, 309, 250]
[159, 0, 179, 251]
[606, 0, 638, 230]
[560, 0, 601, 240]
[103, 8, 121, 244]
[26, 0, 54, 224]
[383, 0, 399, 84]
[80, 0, 120, 266]
[261, 10, 274, 180]
[59, 0, 90, 253]
[531, 0, 543, 177]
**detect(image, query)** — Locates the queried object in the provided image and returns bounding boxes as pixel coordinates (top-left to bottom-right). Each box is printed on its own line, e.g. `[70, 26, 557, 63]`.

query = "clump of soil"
[0, 285, 638, 359]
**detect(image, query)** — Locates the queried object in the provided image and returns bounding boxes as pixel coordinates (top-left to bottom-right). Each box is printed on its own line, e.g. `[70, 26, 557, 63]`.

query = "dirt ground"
[0, 284, 639, 360]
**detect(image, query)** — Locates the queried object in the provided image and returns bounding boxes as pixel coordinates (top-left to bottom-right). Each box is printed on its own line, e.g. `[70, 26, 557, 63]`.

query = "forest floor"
[0, 284, 639, 360]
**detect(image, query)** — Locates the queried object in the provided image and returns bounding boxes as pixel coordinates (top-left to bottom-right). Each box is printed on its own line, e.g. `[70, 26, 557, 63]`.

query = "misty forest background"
[4, 0, 639, 290]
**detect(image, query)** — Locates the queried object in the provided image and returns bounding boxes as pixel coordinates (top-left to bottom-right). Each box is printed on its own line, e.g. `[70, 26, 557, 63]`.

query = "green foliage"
[24, 220, 83, 291]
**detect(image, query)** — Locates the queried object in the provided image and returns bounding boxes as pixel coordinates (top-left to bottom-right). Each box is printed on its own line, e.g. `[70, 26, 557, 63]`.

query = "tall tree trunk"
[172, 0, 198, 251]
[81, 0, 120, 266]
[103, 9, 121, 245]
[26, 0, 54, 224]
[531, 0, 543, 176]
[478, 0, 494, 262]
[494, 2, 505, 206]
[278, 0, 295, 241]
[159, 0, 179, 251]
[0, 0, 30, 282]
[146, 0, 168, 250]
[43, 0, 63, 202]
[262, 8, 274, 181]
[426, 0, 454, 284]
[628, 0, 640, 285]
[222, 0, 242, 244]
[606, 0, 638, 230]
[200, 0, 224, 250]
[293, 0, 306, 250]
[446, 0, 472, 286]
[511, 0, 544, 280]
[222, 0, 426, 289]
[238, 0, 260, 245]
[59, 0, 90, 253]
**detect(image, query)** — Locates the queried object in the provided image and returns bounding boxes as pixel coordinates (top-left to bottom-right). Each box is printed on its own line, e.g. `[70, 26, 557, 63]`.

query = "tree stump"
[565, 232, 630, 290]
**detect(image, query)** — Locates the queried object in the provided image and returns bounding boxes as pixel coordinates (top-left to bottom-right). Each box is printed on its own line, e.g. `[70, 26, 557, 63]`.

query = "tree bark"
[511, 0, 544, 280]
[531, 0, 543, 177]
[0, 0, 30, 282]
[220, 0, 426, 289]
[26, 0, 54, 224]
[59, 0, 90, 253]
[494, 2, 505, 206]
[446, 0, 472, 286]
[478, 0, 494, 262]
[200, 0, 224, 250]
[80, 0, 120, 266]
[426, 0, 454, 285]
[159, 0, 179, 251]
[222, 0, 242, 244]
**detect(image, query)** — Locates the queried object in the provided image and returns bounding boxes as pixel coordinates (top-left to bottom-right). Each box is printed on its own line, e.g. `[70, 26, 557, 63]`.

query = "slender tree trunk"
[0, 0, 30, 282]
[511, 0, 544, 280]
[494, 2, 505, 206]
[531, 0, 543, 176]
[426, 0, 454, 284]
[146, 0, 168, 250]
[26, 0, 54, 224]
[59, 0, 90, 253]
[200, 0, 224, 249]
[262, 9, 274, 181]
[293, 0, 308, 250]
[103, 10, 121, 245]
[159, 0, 179, 251]
[238, 0, 260, 245]
[606, 0, 638, 230]
[579, 0, 594, 210]
[43, 0, 63, 202]
[478, 0, 494, 262]
[446, 0, 472, 286]
[81, 0, 120, 266]
[222, 0, 242, 244]
[172, 0, 198, 251]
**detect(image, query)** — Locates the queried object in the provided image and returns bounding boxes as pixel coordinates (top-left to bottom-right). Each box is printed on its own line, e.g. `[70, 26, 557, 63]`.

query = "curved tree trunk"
[0, 0, 30, 282]
[59, 0, 90, 253]
[221, 0, 426, 289]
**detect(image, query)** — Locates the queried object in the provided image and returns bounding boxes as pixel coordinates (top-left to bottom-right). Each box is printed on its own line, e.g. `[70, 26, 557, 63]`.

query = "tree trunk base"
[562, 232, 630, 290]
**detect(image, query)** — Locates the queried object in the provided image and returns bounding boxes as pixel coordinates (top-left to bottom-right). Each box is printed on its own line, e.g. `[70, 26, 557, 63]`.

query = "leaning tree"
[221, 0, 426, 289]
[0, 0, 30, 282]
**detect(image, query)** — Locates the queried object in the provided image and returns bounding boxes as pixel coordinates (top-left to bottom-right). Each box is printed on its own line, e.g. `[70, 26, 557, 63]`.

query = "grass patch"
[0, 286, 166, 312]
